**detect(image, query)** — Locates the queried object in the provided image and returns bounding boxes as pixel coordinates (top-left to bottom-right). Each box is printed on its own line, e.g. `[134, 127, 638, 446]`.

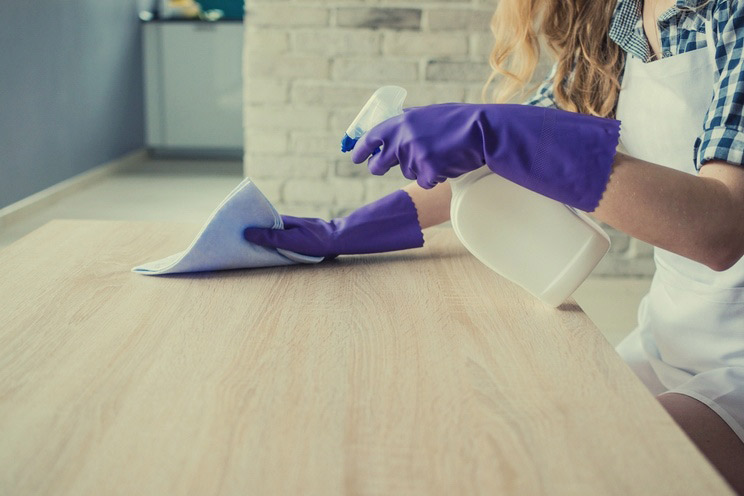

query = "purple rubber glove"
[243, 189, 424, 258]
[350, 103, 620, 212]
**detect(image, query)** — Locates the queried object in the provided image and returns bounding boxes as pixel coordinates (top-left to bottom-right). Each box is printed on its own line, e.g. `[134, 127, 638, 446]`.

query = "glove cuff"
[335, 189, 425, 254]
[484, 106, 621, 212]
[536, 109, 620, 212]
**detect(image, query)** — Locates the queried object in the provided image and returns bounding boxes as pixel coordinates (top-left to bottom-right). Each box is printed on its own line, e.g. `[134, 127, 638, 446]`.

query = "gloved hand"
[350, 103, 620, 212]
[243, 189, 424, 258]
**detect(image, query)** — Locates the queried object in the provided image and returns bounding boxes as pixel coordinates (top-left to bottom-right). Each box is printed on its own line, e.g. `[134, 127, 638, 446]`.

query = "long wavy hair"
[484, 0, 625, 118]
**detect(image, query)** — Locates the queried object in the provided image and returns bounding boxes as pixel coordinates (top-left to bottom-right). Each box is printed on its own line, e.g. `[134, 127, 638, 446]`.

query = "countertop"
[0, 220, 732, 495]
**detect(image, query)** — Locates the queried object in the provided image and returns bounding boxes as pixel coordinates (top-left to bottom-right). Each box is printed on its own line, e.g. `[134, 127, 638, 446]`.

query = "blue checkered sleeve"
[522, 63, 558, 108]
[695, 1, 744, 169]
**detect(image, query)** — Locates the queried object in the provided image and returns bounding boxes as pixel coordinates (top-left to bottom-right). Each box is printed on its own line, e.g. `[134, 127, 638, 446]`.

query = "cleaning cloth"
[132, 178, 323, 275]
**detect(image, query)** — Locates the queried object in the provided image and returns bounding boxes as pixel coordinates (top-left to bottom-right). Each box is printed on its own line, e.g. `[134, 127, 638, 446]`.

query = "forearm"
[592, 153, 744, 271]
[403, 181, 452, 229]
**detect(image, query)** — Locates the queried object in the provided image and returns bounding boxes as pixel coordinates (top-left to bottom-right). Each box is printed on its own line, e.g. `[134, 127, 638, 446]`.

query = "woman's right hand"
[243, 189, 425, 258]
[243, 216, 343, 258]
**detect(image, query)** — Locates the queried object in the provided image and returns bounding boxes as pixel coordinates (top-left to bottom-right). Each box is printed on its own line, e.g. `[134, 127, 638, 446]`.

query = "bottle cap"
[341, 86, 407, 152]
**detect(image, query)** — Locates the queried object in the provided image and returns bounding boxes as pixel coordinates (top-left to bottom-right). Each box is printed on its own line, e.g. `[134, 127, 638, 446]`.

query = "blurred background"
[0, 0, 652, 345]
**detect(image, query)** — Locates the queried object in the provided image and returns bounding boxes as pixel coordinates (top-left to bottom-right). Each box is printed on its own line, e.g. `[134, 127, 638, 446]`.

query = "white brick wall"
[243, 0, 654, 277]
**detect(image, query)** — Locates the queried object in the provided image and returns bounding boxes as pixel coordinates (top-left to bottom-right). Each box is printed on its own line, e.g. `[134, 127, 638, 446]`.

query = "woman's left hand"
[351, 102, 621, 212]
[350, 103, 489, 189]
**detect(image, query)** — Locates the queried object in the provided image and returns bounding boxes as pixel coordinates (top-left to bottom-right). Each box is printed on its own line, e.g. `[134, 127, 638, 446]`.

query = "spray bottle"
[342, 86, 610, 307]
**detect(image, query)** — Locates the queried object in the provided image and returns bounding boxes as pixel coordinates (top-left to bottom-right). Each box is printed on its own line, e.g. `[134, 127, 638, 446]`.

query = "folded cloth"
[132, 178, 323, 275]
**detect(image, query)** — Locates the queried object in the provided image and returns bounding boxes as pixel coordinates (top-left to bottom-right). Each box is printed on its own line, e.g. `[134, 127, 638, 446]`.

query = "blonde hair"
[484, 0, 625, 118]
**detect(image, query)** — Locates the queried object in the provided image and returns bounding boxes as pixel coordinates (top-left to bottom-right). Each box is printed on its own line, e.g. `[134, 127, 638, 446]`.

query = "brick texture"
[243, 0, 652, 277]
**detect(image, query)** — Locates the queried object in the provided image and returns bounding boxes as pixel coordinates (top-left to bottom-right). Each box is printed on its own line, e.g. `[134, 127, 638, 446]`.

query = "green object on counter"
[197, 0, 243, 19]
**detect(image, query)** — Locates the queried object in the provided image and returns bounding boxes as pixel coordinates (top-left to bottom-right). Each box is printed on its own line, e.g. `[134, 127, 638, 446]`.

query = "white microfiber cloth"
[132, 178, 323, 275]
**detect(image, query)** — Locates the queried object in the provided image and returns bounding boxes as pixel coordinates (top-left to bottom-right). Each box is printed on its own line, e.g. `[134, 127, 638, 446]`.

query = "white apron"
[614, 20, 744, 442]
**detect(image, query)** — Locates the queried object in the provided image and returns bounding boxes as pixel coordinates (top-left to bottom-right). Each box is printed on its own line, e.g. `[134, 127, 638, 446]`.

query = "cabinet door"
[159, 23, 243, 149]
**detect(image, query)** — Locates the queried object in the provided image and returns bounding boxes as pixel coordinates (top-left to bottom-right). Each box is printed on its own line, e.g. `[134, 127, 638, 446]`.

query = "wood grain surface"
[0, 220, 732, 495]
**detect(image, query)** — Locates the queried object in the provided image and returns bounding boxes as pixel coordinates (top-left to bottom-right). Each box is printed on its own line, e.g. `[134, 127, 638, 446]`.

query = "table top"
[0, 220, 731, 495]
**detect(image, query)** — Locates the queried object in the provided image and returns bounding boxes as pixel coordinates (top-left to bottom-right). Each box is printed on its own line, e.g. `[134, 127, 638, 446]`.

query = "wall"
[243, 1, 654, 277]
[0, 0, 145, 209]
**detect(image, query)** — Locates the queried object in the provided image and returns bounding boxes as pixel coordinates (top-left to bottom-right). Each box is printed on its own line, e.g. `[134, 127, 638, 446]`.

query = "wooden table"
[0, 220, 732, 495]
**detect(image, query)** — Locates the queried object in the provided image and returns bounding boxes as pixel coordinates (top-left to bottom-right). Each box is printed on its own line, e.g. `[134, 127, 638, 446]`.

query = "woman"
[244, 0, 744, 490]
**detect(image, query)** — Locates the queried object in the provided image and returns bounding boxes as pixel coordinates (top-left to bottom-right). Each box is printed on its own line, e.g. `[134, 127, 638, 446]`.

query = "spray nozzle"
[341, 86, 407, 153]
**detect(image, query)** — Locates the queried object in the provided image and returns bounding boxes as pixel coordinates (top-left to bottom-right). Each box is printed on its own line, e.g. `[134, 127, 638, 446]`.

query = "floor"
[0, 157, 651, 347]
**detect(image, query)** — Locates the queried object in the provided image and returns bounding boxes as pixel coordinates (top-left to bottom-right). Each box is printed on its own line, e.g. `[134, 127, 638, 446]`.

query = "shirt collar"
[609, 0, 710, 58]
[676, 0, 709, 8]
[609, 0, 647, 60]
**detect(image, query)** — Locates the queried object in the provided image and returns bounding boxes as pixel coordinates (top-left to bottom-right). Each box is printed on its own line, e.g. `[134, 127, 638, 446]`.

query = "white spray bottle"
[343, 86, 610, 307]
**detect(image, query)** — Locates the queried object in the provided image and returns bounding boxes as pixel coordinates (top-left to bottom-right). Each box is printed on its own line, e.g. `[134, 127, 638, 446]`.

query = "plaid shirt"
[526, 0, 744, 169]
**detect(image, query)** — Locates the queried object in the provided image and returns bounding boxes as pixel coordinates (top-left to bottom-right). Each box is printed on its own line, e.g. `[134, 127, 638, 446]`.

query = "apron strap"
[705, 18, 716, 65]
